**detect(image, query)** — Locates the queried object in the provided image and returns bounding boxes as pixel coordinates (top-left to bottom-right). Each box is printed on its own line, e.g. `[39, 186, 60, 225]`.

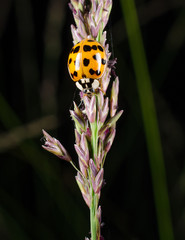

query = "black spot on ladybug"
[70, 48, 74, 53]
[93, 54, 97, 60]
[96, 70, 101, 76]
[74, 60, 80, 68]
[87, 39, 95, 42]
[73, 46, 80, 53]
[92, 45, 97, 50]
[83, 58, 90, 66]
[98, 45, 104, 52]
[82, 74, 86, 78]
[69, 58, 72, 64]
[102, 58, 106, 65]
[83, 45, 91, 52]
[89, 69, 95, 75]
[74, 71, 78, 77]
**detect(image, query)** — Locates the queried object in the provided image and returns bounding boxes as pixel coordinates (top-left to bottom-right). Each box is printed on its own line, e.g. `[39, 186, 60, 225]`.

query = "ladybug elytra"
[67, 39, 107, 93]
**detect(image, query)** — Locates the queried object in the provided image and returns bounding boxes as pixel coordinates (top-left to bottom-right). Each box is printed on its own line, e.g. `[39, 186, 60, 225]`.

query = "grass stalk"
[120, 0, 174, 239]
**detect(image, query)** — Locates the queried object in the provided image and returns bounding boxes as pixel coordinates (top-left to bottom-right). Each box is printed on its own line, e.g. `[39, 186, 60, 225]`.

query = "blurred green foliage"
[0, 0, 185, 240]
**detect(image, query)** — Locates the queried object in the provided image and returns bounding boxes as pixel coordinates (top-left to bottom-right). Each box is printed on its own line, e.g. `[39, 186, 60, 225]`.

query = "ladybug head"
[76, 78, 100, 94]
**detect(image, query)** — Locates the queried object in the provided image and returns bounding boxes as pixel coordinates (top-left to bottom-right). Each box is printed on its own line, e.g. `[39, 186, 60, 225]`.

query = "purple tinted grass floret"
[42, 1, 123, 239]
[42, 130, 72, 162]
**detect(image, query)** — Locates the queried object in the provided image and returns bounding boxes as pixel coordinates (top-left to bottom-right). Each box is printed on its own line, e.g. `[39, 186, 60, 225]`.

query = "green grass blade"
[120, 1, 174, 240]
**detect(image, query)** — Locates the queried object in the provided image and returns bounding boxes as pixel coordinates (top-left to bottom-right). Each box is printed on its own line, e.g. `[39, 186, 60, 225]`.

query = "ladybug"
[67, 39, 107, 93]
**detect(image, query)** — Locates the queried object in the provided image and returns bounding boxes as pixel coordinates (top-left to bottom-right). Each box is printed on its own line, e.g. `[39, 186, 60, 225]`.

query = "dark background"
[0, 0, 185, 239]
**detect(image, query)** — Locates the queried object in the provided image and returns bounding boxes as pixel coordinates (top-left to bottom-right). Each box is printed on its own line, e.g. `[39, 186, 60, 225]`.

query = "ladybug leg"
[108, 58, 117, 78]
[99, 88, 106, 95]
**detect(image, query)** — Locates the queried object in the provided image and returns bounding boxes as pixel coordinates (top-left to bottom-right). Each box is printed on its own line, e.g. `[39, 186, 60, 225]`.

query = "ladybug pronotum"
[67, 39, 107, 93]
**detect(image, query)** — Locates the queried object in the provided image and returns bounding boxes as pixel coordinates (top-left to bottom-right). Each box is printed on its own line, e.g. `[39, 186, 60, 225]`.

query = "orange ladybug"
[67, 39, 107, 93]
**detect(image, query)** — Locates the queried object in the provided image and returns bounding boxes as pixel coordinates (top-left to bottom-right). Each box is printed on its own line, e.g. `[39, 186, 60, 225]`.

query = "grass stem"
[120, 0, 174, 239]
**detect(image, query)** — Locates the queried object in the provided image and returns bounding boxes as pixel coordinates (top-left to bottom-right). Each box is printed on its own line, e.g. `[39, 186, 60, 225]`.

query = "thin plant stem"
[120, 0, 174, 240]
[70, 161, 79, 172]
[90, 117, 100, 240]
[91, 122, 98, 159]
[90, 187, 97, 240]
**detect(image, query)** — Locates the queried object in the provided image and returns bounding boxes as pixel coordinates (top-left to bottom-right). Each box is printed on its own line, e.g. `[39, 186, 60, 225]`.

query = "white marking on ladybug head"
[76, 81, 83, 91]
[85, 78, 90, 83]
[81, 79, 85, 83]
[81, 78, 90, 83]
[92, 79, 99, 90]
